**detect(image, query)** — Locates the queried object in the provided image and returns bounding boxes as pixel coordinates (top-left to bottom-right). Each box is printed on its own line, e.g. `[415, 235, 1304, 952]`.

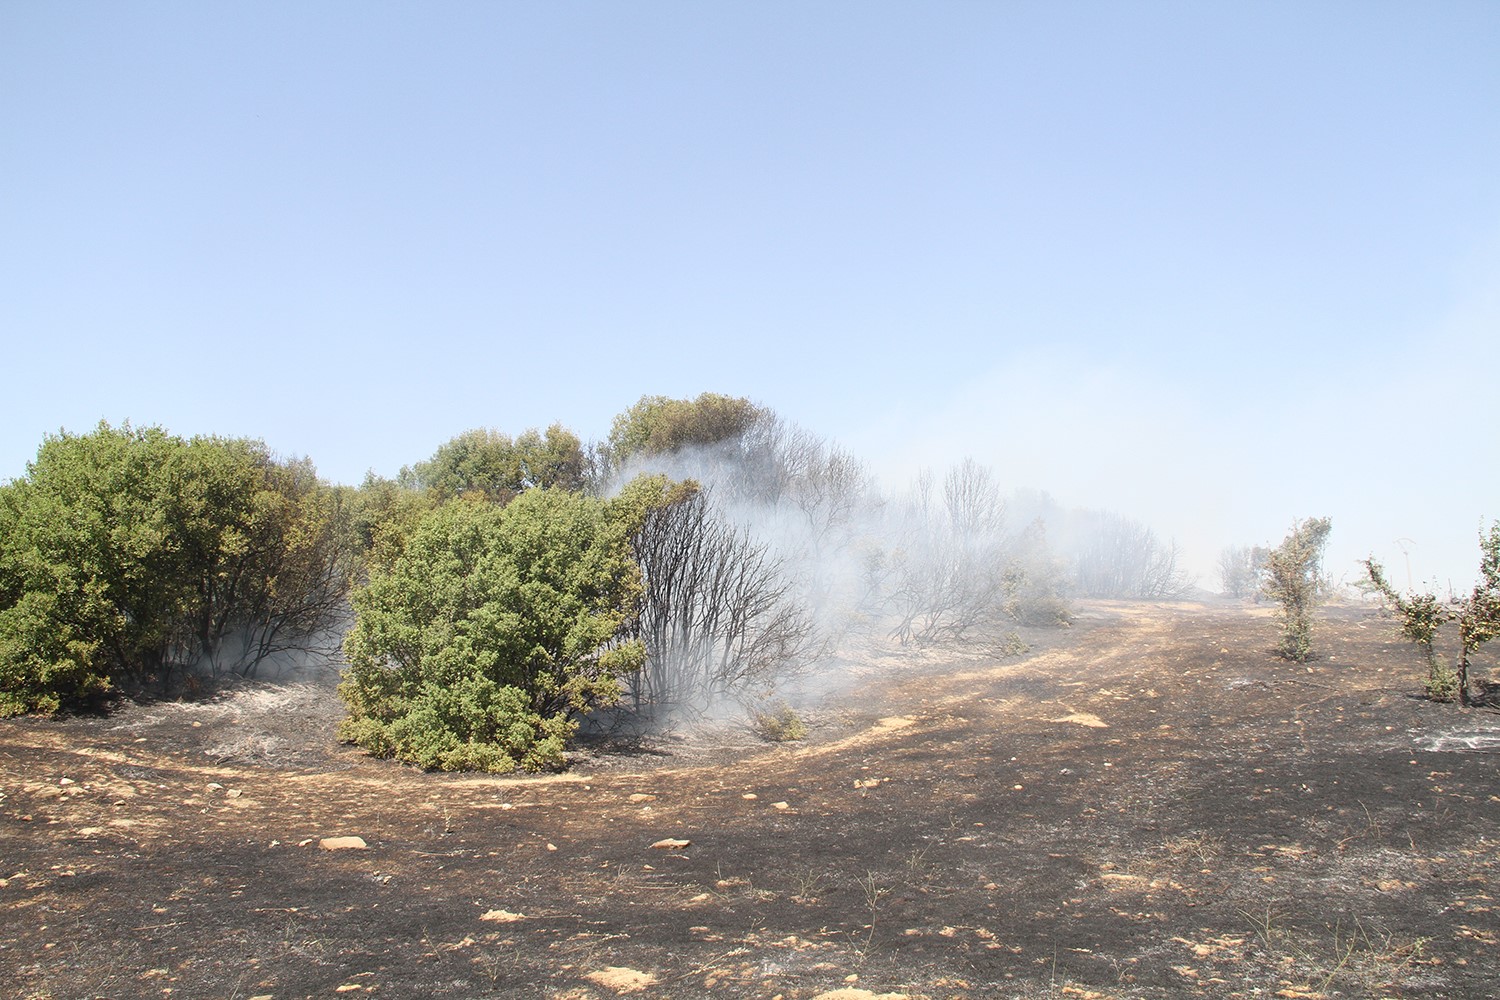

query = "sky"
[3, 2, 1498, 592]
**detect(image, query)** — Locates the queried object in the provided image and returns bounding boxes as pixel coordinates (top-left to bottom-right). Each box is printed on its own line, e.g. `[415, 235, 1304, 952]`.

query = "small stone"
[651, 838, 691, 850]
[546, 843, 558, 852]
[772, 801, 790, 810]
[628, 793, 656, 803]
[226, 789, 242, 799]
[319, 836, 368, 851]
[59, 778, 74, 786]
[741, 793, 758, 800]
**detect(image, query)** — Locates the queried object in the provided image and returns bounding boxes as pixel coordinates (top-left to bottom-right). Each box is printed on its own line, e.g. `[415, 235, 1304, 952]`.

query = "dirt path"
[2, 601, 1497, 998]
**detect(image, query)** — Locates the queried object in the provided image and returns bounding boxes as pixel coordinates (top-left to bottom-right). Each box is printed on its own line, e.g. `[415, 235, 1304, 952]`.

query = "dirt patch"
[2, 600, 1498, 998]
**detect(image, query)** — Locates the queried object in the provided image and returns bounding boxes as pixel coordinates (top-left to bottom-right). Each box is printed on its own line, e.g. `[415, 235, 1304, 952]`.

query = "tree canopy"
[607, 393, 770, 466]
[0, 422, 354, 715]
[398, 423, 587, 502]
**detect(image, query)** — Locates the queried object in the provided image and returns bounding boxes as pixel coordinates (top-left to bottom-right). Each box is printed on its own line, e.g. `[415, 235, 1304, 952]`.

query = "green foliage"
[0, 422, 353, 714]
[1261, 517, 1331, 662]
[398, 424, 586, 502]
[338, 488, 647, 771]
[607, 393, 769, 466]
[1365, 522, 1500, 705]
[752, 702, 807, 742]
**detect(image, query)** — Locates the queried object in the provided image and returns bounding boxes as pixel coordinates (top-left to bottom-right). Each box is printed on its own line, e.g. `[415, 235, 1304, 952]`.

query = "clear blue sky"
[3, 2, 1497, 589]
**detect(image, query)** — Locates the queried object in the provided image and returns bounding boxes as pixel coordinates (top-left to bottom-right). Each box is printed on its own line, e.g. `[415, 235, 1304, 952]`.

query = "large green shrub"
[0, 422, 352, 714]
[337, 487, 647, 772]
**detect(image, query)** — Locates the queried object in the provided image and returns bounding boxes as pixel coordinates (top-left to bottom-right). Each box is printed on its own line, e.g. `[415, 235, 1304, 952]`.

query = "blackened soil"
[2, 600, 1498, 999]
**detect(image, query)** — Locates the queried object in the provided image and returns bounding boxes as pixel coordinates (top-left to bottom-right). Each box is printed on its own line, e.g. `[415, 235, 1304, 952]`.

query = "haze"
[3, 2, 1497, 591]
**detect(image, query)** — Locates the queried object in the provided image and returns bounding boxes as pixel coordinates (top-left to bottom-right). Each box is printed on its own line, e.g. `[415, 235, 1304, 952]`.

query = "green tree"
[337, 487, 647, 772]
[1261, 516, 1332, 662]
[1364, 523, 1500, 705]
[398, 424, 586, 503]
[606, 393, 769, 467]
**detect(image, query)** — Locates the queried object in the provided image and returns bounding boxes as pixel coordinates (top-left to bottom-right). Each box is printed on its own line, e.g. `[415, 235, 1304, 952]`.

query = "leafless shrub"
[1218, 544, 1270, 598]
[884, 461, 1064, 644]
[1071, 510, 1194, 599]
[627, 487, 819, 715]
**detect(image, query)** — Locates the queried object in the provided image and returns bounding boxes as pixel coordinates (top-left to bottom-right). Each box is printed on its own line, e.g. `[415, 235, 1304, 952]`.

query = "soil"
[3, 600, 1498, 1000]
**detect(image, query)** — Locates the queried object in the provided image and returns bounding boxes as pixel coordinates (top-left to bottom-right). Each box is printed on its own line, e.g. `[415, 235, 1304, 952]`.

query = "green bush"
[0, 422, 353, 713]
[338, 488, 647, 771]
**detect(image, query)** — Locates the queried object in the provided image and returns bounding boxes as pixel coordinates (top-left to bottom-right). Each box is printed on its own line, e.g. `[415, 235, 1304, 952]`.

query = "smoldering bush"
[626, 484, 820, 715]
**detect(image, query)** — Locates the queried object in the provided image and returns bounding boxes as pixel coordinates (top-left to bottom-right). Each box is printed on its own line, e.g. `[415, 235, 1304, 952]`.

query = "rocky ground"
[2, 600, 1498, 999]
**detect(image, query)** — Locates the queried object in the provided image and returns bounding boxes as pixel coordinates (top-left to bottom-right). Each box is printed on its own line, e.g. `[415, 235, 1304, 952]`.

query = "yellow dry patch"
[584, 967, 657, 993]
[1050, 711, 1109, 728]
[478, 909, 526, 922]
[1172, 934, 1245, 958]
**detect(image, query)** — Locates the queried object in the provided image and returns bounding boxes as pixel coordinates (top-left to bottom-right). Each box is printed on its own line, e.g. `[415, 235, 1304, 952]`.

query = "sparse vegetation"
[1363, 521, 1500, 705]
[750, 701, 807, 742]
[1071, 509, 1195, 599]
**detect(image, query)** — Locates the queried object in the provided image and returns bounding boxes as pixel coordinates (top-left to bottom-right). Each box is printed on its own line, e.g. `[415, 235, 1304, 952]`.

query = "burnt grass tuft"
[2, 600, 1497, 999]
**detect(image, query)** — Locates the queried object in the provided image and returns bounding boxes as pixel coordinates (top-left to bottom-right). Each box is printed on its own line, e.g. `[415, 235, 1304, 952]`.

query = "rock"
[741, 793, 758, 800]
[319, 836, 368, 851]
[628, 793, 656, 803]
[650, 838, 691, 850]
[772, 801, 790, 810]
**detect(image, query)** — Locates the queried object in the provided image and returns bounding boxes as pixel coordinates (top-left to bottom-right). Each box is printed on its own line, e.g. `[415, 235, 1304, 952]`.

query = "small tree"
[1261, 517, 1332, 662]
[1364, 522, 1500, 705]
[1218, 544, 1269, 598]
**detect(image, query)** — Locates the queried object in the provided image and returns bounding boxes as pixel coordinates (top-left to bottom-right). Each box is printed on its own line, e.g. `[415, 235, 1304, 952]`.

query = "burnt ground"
[2, 600, 1498, 1000]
